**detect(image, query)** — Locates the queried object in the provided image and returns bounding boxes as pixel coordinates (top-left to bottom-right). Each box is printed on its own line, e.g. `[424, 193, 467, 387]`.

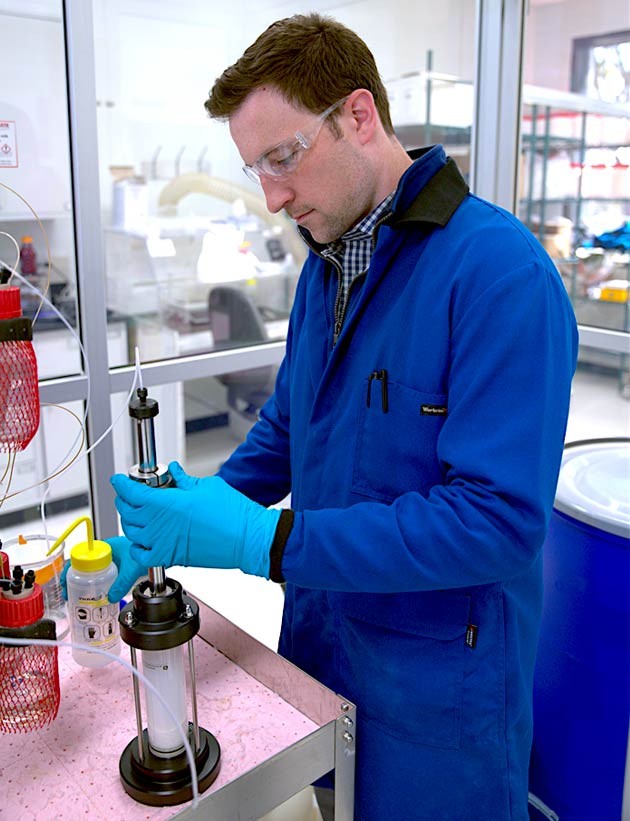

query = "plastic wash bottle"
[50, 516, 120, 668]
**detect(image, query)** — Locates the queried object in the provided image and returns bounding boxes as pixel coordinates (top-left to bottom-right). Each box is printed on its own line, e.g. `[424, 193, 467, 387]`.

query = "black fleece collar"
[389, 147, 470, 228]
[298, 146, 470, 253]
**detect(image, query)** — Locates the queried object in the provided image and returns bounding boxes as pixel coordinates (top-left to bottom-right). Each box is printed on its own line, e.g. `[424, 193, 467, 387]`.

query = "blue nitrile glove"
[105, 536, 151, 603]
[60, 536, 148, 604]
[110, 461, 281, 578]
[60, 559, 71, 599]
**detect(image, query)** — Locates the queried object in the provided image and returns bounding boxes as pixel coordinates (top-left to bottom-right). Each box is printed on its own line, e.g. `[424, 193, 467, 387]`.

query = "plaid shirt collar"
[321, 192, 395, 317]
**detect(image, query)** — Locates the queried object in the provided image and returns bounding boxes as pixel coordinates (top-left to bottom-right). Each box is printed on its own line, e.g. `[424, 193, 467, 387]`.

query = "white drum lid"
[554, 439, 630, 539]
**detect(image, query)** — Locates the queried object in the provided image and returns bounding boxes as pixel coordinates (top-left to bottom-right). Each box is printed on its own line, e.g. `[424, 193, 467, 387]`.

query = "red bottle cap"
[0, 583, 44, 628]
[0, 286, 23, 320]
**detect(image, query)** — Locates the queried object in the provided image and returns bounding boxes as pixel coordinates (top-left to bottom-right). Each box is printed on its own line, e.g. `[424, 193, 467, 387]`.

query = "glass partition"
[0, 0, 79, 373]
[0, 0, 84, 534]
[520, 91, 630, 335]
[94, 0, 476, 370]
[2, 0, 478, 534]
[521, 0, 630, 410]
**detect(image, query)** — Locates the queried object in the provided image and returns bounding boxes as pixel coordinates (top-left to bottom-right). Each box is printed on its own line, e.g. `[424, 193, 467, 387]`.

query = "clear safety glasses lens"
[243, 165, 261, 184]
[242, 97, 347, 185]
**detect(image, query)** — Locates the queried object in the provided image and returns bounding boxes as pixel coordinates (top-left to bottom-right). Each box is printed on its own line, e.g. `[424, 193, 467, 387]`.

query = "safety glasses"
[242, 97, 348, 184]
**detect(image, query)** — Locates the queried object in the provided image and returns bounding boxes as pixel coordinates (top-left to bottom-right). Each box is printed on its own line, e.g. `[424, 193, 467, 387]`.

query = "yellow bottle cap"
[48, 515, 112, 572]
[21, 236, 33, 243]
[70, 539, 112, 572]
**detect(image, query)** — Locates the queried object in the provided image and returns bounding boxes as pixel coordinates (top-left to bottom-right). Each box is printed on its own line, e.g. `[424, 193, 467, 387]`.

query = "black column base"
[119, 724, 221, 806]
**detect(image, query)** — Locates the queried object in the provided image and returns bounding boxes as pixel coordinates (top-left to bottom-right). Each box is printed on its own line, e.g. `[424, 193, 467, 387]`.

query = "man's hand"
[110, 462, 281, 578]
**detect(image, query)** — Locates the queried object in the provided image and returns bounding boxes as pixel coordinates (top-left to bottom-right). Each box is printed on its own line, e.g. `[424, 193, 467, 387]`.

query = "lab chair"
[208, 285, 277, 440]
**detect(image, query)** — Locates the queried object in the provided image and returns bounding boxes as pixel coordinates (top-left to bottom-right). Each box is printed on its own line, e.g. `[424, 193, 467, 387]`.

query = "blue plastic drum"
[529, 438, 630, 820]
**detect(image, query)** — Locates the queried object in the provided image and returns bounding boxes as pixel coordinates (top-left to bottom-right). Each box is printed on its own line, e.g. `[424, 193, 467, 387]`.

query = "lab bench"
[0, 596, 356, 820]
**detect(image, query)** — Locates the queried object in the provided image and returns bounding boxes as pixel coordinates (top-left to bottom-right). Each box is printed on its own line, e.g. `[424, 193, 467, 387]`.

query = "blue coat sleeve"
[281, 257, 578, 592]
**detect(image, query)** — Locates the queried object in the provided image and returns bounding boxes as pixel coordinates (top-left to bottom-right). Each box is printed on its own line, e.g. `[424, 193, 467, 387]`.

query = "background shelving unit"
[385, 65, 630, 391]
[387, 51, 473, 180]
[519, 86, 630, 394]
[520, 86, 630, 247]
[387, 68, 630, 236]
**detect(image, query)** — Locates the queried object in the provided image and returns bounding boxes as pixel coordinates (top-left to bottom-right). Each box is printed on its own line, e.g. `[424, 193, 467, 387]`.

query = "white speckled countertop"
[0, 633, 320, 819]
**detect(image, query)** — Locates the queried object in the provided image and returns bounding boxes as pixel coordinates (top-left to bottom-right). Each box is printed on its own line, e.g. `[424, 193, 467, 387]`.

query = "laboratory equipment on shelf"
[118, 387, 221, 805]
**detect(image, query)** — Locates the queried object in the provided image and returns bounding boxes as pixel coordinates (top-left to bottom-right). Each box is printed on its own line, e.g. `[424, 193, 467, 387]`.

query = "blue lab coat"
[218, 146, 578, 820]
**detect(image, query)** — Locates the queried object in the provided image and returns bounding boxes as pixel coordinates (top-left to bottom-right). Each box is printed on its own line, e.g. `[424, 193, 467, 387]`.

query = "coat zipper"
[321, 211, 392, 347]
[333, 271, 364, 345]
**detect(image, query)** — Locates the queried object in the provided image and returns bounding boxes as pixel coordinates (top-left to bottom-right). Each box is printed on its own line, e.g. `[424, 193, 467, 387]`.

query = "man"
[108, 14, 578, 820]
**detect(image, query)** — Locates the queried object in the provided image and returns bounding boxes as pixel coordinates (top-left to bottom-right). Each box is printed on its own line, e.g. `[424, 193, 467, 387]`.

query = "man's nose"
[260, 176, 294, 214]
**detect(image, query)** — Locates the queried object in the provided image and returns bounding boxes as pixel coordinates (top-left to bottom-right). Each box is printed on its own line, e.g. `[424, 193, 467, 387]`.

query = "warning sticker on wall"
[0, 121, 18, 168]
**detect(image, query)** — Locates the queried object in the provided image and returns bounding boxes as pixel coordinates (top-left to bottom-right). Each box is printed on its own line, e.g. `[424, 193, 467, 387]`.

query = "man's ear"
[346, 88, 378, 145]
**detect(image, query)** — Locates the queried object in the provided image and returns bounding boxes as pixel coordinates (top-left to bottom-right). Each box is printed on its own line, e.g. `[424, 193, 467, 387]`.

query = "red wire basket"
[0, 582, 60, 733]
[0, 285, 40, 453]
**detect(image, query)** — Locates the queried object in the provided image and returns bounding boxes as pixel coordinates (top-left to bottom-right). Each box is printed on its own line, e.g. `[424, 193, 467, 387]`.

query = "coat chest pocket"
[352, 380, 447, 501]
[338, 592, 470, 749]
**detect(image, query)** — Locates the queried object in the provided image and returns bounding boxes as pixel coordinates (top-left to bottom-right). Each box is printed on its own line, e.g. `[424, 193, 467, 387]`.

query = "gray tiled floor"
[565, 365, 629, 443]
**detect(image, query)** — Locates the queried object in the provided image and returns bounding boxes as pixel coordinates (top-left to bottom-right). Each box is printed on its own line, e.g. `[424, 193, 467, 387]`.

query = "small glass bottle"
[19, 237, 37, 276]
[51, 516, 120, 668]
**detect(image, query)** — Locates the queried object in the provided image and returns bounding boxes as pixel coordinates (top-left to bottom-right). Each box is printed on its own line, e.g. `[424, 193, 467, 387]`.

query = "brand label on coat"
[466, 624, 478, 649]
[421, 404, 447, 416]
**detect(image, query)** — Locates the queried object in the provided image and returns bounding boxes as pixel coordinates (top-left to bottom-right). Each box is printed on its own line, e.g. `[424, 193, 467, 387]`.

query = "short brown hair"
[204, 13, 394, 135]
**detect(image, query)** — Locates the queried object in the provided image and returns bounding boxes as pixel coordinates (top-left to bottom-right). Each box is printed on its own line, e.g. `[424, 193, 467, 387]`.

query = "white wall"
[6, 0, 621, 226]
[0, 12, 72, 220]
[93, 0, 477, 201]
[249, 0, 477, 80]
[524, 0, 630, 91]
[0, 7, 75, 274]
[317, 0, 476, 81]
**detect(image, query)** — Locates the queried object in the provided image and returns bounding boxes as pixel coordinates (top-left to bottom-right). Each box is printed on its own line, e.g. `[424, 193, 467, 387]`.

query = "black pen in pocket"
[366, 369, 388, 412]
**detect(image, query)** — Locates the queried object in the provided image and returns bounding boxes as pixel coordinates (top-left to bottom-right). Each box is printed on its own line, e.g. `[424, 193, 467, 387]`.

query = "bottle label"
[71, 595, 120, 651]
